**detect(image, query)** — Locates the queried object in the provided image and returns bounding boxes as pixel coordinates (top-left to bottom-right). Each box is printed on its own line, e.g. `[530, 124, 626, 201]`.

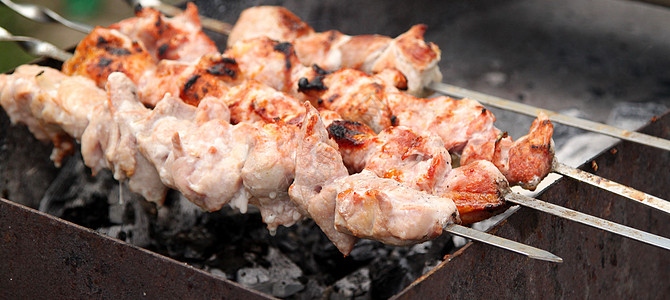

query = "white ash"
[237, 247, 305, 298]
[331, 267, 371, 300]
[556, 101, 668, 167]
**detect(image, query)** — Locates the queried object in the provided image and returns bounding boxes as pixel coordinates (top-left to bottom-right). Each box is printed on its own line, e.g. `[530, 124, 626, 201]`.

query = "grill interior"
[1, 0, 670, 298]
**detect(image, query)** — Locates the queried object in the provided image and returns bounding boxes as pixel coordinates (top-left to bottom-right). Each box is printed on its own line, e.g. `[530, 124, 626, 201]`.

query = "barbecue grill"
[1, 0, 669, 298]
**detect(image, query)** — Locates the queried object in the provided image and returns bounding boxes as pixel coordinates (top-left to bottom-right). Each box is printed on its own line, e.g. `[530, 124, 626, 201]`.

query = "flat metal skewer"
[505, 192, 670, 251]
[0, 0, 93, 33]
[552, 160, 670, 215]
[446, 224, 563, 263]
[0, 27, 73, 61]
[428, 82, 670, 152]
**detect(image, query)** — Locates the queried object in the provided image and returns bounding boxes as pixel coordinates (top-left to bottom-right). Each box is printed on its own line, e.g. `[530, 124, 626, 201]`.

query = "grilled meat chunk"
[290, 105, 460, 251]
[229, 6, 442, 96]
[62, 27, 155, 89]
[327, 120, 509, 224]
[110, 3, 218, 62]
[1, 66, 466, 254]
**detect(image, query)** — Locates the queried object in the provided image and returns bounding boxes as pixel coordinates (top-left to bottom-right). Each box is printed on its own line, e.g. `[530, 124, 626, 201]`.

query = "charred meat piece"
[327, 120, 509, 224]
[110, 3, 218, 62]
[229, 6, 441, 96]
[62, 27, 155, 88]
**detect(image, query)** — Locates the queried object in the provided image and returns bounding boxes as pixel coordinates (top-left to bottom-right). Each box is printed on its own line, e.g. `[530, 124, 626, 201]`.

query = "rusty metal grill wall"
[395, 112, 670, 299]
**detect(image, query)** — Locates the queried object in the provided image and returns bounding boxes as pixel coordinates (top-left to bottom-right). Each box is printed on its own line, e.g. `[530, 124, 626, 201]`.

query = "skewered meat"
[60, 6, 553, 190]
[62, 23, 241, 107]
[385, 92, 555, 190]
[62, 27, 155, 91]
[224, 7, 554, 189]
[223, 36, 553, 189]
[0, 66, 464, 254]
[290, 105, 460, 249]
[327, 120, 509, 224]
[300, 66, 554, 190]
[0, 65, 168, 202]
[228, 6, 442, 97]
[109, 2, 218, 62]
[61, 5, 552, 190]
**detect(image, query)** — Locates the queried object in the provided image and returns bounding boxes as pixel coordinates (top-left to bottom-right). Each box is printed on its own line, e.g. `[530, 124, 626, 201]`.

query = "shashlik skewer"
[221, 5, 670, 214]
[112, 0, 670, 152]
[0, 0, 93, 33]
[35, 0, 670, 217]
[1, 65, 667, 254]
[6, 0, 669, 153]
[0, 64, 564, 262]
[7, 2, 666, 222]
[59, 14, 553, 192]
[2, 6, 668, 251]
[55, 16, 518, 226]
[0, 26, 72, 62]
[10, 12, 512, 227]
[222, 35, 670, 216]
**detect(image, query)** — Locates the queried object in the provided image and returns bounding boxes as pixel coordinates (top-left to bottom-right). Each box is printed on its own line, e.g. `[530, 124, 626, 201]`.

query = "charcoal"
[39, 151, 114, 220]
[369, 258, 414, 300]
[237, 248, 305, 298]
[296, 279, 326, 300]
[237, 266, 272, 294]
[207, 267, 228, 280]
[348, 240, 379, 262]
[156, 192, 204, 235]
[97, 183, 151, 247]
[330, 267, 370, 300]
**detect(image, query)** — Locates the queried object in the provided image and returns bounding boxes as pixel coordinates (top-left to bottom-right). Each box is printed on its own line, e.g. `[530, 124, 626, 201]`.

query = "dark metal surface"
[393, 112, 670, 299]
[0, 197, 275, 300]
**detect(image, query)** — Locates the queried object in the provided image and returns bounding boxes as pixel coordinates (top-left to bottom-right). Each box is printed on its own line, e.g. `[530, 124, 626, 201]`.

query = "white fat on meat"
[106, 72, 302, 230]
[289, 104, 358, 255]
[0, 66, 87, 165]
[290, 104, 460, 254]
[228, 6, 442, 97]
[334, 170, 459, 246]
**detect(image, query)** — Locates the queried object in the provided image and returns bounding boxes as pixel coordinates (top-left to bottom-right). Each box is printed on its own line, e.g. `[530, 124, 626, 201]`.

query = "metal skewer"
[446, 224, 563, 263]
[552, 160, 670, 216]
[0, 0, 93, 33]
[0, 27, 73, 61]
[428, 81, 670, 152]
[505, 192, 670, 251]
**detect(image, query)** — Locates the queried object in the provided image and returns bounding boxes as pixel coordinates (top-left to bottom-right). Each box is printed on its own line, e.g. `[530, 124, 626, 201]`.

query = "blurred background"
[0, 0, 134, 72]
